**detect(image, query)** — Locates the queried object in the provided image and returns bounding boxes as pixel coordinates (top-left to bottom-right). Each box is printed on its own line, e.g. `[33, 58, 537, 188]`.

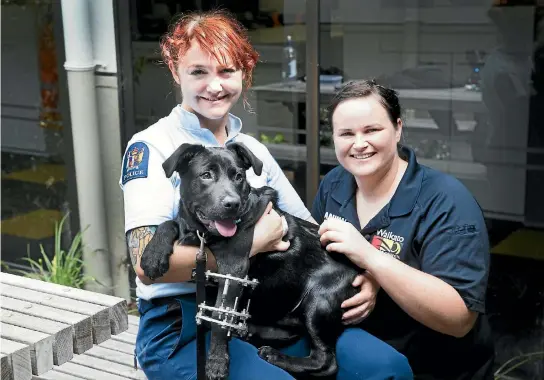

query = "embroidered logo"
[122, 142, 149, 184]
[324, 212, 347, 222]
[371, 229, 404, 259]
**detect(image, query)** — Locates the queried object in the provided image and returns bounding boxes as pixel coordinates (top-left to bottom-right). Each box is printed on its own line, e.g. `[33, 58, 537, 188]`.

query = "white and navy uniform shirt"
[312, 146, 494, 379]
[120, 106, 311, 301]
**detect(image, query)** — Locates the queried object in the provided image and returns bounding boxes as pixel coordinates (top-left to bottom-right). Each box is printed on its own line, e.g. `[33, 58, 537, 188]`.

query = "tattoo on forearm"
[127, 226, 157, 267]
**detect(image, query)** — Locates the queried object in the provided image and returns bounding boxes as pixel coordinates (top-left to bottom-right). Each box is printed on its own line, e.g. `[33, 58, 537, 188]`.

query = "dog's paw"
[140, 243, 171, 280]
[258, 346, 282, 364]
[205, 353, 229, 380]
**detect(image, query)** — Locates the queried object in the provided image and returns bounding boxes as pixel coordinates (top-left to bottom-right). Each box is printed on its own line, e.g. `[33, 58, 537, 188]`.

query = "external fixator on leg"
[194, 231, 259, 337]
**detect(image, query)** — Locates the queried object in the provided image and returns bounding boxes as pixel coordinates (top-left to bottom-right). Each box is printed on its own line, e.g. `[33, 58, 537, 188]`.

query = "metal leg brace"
[194, 231, 259, 379]
[196, 272, 259, 338]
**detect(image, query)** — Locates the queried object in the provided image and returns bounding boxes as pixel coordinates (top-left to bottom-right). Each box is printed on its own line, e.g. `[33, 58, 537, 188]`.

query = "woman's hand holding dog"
[250, 202, 290, 257]
[341, 273, 379, 324]
[318, 218, 382, 322]
[318, 218, 379, 269]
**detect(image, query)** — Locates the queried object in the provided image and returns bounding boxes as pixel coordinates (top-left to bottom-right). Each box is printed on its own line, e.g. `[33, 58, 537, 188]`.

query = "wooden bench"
[0, 272, 146, 379]
[34, 315, 144, 380]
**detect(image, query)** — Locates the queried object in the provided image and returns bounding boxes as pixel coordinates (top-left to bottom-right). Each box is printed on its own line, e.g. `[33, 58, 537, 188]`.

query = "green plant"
[18, 213, 96, 289]
[260, 133, 286, 144]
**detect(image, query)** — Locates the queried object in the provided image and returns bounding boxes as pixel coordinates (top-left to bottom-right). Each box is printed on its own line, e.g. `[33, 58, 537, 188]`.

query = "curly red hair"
[160, 9, 260, 91]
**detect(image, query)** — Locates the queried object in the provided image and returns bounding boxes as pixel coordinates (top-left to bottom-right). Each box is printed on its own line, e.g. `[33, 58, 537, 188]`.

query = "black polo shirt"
[312, 146, 494, 380]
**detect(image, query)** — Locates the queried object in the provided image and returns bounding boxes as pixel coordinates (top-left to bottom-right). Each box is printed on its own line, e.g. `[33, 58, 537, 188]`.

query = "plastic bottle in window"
[282, 35, 297, 85]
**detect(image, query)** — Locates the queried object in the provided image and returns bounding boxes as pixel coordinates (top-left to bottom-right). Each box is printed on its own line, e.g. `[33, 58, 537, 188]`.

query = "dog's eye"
[200, 172, 212, 180]
[235, 173, 243, 181]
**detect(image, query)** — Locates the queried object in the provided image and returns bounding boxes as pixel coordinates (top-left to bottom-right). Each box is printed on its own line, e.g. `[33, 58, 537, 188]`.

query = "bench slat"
[86, 345, 137, 368]
[126, 324, 139, 335]
[111, 332, 136, 346]
[1, 283, 111, 344]
[0, 273, 128, 335]
[1, 295, 93, 354]
[0, 323, 54, 375]
[127, 315, 139, 327]
[0, 339, 32, 380]
[1, 309, 73, 365]
[99, 339, 136, 356]
[32, 369, 87, 380]
[54, 361, 133, 380]
[72, 354, 147, 380]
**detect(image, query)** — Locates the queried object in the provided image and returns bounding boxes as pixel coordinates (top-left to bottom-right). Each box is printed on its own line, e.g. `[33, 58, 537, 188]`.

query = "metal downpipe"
[60, 0, 112, 292]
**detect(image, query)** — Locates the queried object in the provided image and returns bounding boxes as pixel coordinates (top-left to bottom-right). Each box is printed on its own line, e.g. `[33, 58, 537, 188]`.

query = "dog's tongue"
[214, 220, 237, 237]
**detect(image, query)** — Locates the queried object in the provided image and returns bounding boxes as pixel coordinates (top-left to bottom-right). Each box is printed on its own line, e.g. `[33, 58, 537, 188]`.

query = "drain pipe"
[60, 0, 112, 293]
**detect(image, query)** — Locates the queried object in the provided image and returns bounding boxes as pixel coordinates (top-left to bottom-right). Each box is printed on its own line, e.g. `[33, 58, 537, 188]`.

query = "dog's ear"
[162, 143, 206, 178]
[227, 142, 263, 176]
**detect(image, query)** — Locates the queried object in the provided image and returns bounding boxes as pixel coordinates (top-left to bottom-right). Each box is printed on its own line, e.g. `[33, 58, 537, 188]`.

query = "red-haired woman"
[120, 10, 412, 380]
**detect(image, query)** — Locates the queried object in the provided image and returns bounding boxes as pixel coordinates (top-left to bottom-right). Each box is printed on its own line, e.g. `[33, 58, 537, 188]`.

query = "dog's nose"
[222, 196, 240, 211]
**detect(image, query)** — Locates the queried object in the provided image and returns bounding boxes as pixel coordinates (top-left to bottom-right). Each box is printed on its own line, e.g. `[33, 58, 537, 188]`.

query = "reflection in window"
[1, 2, 71, 269]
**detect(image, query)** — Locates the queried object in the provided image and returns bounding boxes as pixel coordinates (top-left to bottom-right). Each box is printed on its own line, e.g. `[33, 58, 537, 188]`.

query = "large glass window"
[1, 2, 75, 270]
[248, 1, 538, 218]
[312, 1, 543, 378]
[251, 1, 542, 219]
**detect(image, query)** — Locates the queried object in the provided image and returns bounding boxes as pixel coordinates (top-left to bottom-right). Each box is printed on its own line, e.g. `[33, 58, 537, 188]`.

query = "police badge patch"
[122, 142, 149, 184]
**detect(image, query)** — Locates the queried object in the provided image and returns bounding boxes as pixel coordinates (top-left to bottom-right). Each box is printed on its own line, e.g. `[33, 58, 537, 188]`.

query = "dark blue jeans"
[136, 295, 413, 380]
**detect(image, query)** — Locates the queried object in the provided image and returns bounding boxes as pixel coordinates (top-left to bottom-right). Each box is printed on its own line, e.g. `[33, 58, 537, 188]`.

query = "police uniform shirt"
[311, 146, 494, 379]
[120, 105, 311, 301]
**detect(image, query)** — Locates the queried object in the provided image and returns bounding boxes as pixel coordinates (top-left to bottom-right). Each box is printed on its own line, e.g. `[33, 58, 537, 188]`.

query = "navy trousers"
[135, 295, 413, 380]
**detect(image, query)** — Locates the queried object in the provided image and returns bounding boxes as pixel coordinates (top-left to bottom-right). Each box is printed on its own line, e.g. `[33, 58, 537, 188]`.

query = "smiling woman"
[119, 9, 316, 380]
[160, 11, 259, 134]
[312, 79, 494, 379]
[329, 81, 404, 181]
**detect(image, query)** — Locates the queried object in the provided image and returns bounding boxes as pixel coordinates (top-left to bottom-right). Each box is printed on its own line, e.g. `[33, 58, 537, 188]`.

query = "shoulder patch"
[122, 142, 150, 185]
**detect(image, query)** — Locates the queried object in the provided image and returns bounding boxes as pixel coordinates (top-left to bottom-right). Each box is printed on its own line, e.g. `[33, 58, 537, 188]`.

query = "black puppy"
[140, 142, 360, 380]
